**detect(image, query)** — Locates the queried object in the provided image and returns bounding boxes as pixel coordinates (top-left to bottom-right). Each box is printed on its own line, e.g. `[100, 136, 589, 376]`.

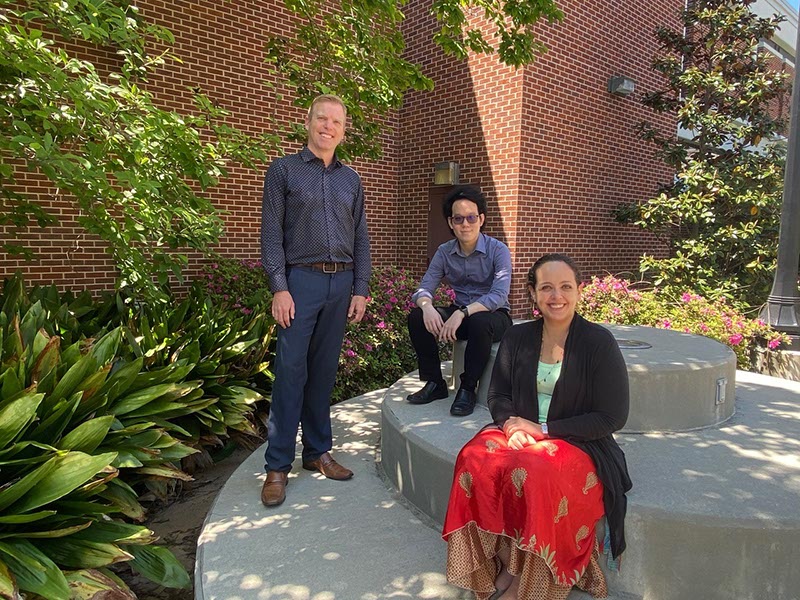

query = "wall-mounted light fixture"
[434, 161, 460, 185]
[608, 75, 636, 97]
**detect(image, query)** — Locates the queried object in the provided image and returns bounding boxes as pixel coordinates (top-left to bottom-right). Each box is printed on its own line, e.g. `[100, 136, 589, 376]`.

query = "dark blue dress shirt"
[261, 147, 371, 296]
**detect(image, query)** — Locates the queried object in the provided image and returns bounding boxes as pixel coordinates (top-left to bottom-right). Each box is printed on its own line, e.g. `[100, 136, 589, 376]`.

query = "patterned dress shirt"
[411, 233, 511, 312]
[261, 147, 371, 296]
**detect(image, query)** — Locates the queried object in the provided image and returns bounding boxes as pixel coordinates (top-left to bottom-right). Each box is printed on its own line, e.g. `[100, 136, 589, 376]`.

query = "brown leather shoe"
[261, 471, 288, 506]
[302, 452, 353, 480]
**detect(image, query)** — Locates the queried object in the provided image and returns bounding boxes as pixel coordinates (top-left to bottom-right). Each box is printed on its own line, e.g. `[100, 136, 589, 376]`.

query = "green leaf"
[48, 354, 98, 408]
[0, 539, 70, 600]
[89, 329, 121, 366]
[96, 481, 145, 522]
[127, 544, 190, 589]
[58, 416, 115, 453]
[0, 510, 56, 525]
[10, 452, 117, 513]
[71, 521, 156, 546]
[111, 381, 202, 416]
[0, 392, 44, 448]
[34, 538, 132, 568]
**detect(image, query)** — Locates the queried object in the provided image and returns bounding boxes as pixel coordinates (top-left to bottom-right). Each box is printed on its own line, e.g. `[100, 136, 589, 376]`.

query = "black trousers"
[407, 306, 512, 391]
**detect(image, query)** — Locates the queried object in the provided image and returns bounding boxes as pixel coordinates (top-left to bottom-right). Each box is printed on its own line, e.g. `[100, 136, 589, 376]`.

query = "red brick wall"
[399, 0, 680, 317]
[512, 0, 680, 314]
[7, 0, 783, 319]
[0, 1, 400, 291]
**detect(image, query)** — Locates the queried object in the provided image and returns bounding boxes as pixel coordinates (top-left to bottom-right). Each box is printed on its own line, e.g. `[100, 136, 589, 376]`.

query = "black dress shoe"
[407, 380, 449, 404]
[450, 388, 477, 416]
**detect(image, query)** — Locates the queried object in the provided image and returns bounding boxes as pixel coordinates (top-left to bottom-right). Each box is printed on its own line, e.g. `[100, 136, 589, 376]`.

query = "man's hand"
[349, 295, 367, 323]
[421, 303, 444, 336]
[438, 310, 465, 343]
[272, 290, 295, 329]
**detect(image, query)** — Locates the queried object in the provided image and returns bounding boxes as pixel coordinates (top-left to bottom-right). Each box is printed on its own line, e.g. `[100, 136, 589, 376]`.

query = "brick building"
[1, 0, 796, 318]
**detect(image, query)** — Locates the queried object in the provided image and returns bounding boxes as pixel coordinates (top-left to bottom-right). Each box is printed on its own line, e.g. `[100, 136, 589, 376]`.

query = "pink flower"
[389, 296, 398, 303]
[768, 338, 781, 350]
[681, 292, 693, 303]
[699, 323, 709, 332]
[661, 319, 672, 329]
[365, 344, 373, 352]
[242, 307, 253, 315]
[728, 333, 743, 346]
[612, 307, 621, 315]
[377, 321, 386, 329]
[345, 349, 356, 358]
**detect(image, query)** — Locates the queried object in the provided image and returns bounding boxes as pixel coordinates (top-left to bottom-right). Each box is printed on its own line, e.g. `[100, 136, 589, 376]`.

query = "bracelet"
[541, 422, 549, 437]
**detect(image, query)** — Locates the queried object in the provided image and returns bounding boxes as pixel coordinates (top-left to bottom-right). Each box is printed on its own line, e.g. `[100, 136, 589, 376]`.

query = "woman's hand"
[503, 417, 545, 443]
[507, 430, 537, 450]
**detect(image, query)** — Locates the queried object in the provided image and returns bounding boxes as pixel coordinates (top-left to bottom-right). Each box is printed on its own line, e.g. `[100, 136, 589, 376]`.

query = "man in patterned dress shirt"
[259, 94, 371, 507]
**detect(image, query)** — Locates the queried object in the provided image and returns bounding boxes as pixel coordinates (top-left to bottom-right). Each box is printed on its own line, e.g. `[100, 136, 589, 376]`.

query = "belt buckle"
[322, 262, 337, 274]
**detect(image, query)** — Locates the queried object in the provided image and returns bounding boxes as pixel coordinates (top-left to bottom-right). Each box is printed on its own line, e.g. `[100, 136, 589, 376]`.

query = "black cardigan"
[487, 314, 633, 558]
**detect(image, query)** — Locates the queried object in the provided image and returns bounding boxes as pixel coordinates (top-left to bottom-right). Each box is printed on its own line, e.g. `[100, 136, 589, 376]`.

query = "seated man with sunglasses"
[407, 185, 512, 416]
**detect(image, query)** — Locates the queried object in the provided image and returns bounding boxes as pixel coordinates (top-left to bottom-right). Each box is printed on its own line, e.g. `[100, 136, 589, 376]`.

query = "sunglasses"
[450, 215, 480, 225]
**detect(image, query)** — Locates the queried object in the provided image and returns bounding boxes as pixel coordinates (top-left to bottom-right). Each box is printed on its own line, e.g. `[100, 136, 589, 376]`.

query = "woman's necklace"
[541, 325, 566, 364]
[537, 360, 561, 386]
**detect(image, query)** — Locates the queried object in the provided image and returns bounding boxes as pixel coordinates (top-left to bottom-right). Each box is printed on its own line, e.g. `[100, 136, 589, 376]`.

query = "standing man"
[260, 94, 371, 507]
[407, 185, 512, 417]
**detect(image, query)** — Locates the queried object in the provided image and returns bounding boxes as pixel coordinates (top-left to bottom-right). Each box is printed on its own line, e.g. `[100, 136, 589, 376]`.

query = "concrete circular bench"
[451, 323, 736, 432]
[381, 369, 800, 600]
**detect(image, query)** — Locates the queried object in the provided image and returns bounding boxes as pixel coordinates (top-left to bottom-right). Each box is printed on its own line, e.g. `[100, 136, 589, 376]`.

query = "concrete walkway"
[195, 370, 800, 600]
[195, 388, 469, 600]
[195, 387, 627, 600]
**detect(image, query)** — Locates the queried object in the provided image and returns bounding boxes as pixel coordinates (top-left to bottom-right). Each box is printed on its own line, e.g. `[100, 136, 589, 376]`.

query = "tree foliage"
[621, 0, 790, 308]
[265, 0, 564, 159]
[1, 0, 563, 298]
[0, 0, 278, 301]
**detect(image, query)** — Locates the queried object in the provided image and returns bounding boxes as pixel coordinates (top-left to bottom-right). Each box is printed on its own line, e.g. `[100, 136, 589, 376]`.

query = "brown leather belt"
[291, 262, 354, 273]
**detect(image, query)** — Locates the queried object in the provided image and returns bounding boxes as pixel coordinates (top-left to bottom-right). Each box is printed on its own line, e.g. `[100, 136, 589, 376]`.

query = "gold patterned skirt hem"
[445, 521, 608, 600]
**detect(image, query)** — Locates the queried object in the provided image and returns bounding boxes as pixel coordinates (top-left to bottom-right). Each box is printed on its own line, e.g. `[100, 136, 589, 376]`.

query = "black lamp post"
[760, 12, 800, 350]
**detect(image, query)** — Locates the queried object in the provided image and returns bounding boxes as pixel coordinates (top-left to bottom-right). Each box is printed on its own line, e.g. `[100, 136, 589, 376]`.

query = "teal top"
[536, 360, 562, 422]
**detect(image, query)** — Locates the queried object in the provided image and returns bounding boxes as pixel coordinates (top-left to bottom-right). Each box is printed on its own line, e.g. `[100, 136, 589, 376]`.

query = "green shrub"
[198, 262, 455, 403]
[0, 273, 276, 598]
[201, 257, 272, 314]
[333, 266, 453, 402]
[579, 275, 789, 368]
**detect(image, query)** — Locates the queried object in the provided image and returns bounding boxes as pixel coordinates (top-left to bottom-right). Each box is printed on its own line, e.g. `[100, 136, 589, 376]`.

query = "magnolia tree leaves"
[624, 0, 790, 308]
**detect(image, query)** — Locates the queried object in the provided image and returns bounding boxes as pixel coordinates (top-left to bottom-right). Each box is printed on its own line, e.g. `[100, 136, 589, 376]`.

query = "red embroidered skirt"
[442, 427, 608, 600]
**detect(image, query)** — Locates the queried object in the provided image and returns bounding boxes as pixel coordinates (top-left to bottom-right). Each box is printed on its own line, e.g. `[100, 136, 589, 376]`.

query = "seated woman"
[442, 253, 632, 600]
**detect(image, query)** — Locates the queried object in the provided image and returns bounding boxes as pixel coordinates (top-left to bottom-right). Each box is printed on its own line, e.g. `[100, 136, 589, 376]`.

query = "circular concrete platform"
[381, 368, 800, 600]
[451, 324, 736, 432]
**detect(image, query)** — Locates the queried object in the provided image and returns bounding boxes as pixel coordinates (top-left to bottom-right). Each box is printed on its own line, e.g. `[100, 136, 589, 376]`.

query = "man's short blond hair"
[307, 94, 347, 120]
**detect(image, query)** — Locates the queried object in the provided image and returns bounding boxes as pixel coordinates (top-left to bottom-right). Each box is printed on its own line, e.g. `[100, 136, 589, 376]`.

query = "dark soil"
[117, 446, 254, 600]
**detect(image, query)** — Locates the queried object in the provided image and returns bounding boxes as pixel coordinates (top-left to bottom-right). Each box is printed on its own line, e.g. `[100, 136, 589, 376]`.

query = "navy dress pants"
[264, 266, 353, 473]
[407, 306, 512, 392]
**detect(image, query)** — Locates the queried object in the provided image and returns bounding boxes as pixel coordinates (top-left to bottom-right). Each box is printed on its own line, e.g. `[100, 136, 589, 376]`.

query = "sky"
[789, 0, 799, 11]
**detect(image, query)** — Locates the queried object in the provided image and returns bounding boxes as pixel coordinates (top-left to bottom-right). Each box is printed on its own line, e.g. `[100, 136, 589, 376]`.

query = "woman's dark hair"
[527, 253, 582, 288]
[442, 185, 487, 219]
